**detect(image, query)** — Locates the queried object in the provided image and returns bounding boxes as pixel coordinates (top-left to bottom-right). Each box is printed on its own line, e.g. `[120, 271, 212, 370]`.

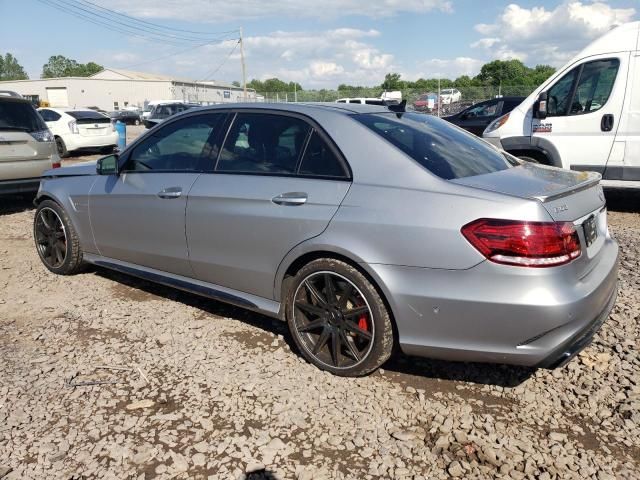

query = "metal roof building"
[0, 68, 256, 111]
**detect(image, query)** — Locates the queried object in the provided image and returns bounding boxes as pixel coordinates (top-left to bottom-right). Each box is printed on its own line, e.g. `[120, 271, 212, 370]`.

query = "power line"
[78, 0, 238, 37]
[37, 0, 190, 46]
[199, 40, 240, 81]
[46, 0, 226, 44]
[121, 39, 237, 71]
[38, 0, 236, 46]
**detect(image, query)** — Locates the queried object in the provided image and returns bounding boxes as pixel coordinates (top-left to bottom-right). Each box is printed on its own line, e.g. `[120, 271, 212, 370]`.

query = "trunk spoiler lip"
[451, 167, 602, 204]
[531, 171, 602, 203]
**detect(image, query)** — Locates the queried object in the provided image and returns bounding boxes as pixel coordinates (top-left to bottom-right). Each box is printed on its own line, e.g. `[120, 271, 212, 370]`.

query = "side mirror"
[535, 91, 548, 119]
[97, 154, 119, 175]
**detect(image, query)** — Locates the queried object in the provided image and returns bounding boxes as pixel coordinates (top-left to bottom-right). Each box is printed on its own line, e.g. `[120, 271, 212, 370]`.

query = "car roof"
[188, 102, 391, 116]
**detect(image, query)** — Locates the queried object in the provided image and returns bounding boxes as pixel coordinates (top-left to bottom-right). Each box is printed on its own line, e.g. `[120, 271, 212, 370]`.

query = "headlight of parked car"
[485, 113, 510, 134]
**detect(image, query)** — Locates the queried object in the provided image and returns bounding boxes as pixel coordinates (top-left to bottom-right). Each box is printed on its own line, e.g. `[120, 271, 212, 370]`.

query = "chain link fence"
[255, 86, 537, 116]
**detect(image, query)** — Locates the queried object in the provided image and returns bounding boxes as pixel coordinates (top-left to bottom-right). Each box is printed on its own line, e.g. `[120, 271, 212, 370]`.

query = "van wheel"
[134, 119, 140, 126]
[285, 258, 394, 377]
[33, 200, 84, 275]
[55, 137, 69, 158]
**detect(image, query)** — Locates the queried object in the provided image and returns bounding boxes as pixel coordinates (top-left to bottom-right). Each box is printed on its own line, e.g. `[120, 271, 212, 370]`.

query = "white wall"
[0, 78, 256, 111]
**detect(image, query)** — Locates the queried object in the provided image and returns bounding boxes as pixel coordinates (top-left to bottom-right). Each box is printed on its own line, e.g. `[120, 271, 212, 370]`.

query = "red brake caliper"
[358, 315, 369, 331]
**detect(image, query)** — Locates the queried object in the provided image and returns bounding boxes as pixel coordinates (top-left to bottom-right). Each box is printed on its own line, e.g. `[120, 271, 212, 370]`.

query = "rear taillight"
[30, 129, 54, 142]
[68, 120, 79, 134]
[461, 219, 581, 267]
[52, 162, 61, 168]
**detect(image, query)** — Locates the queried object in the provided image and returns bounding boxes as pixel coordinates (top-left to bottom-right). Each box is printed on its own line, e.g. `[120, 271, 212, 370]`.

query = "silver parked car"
[32, 103, 618, 376]
[1, 92, 59, 194]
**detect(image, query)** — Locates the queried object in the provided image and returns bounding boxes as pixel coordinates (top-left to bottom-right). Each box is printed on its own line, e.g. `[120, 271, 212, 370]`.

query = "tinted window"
[0, 100, 47, 132]
[547, 68, 578, 116]
[217, 113, 311, 175]
[299, 131, 347, 178]
[124, 113, 223, 172]
[39, 109, 61, 122]
[502, 99, 523, 112]
[570, 59, 619, 115]
[365, 99, 385, 105]
[355, 112, 518, 180]
[464, 101, 498, 118]
[67, 110, 110, 124]
[349, 100, 361, 104]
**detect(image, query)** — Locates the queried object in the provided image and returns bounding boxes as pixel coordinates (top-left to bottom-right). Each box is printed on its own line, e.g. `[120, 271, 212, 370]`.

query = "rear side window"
[217, 113, 311, 175]
[299, 131, 347, 178]
[39, 109, 61, 122]
[0, 100, 47, 132]
[355, 112, 518, 180]
[67, 110, 110, 124]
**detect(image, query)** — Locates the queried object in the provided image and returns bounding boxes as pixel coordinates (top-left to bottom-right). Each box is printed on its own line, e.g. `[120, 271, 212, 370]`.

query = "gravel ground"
[0, 180, 638, 479]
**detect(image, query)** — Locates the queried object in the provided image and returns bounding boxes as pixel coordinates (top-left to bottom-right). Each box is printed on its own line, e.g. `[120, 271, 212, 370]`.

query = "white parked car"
[439, 89, 462, 105]
[336, 98, 387, 105]
[38, 108, 118, 158]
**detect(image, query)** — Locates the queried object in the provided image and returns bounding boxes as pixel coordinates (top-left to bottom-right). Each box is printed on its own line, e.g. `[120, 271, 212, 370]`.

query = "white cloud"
[472, 2, 636, 66]
[407, 57, 485, 80]
[101, 0, 451, 23]
[107, 29, 399, 88]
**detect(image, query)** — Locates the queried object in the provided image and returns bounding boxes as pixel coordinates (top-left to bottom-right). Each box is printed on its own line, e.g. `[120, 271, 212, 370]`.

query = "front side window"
[217, 113, 311, 174]
[355, 112, 518, 180]
[124, 113, 224, 172]
[570, 59, 619, 115]
[547, 67, 578, 116]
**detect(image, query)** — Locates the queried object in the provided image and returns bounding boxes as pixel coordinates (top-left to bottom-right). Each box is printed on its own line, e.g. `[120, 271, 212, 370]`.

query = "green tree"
[41, 55, 103, 78]
[381, 72, 404, 90]
[0, 53, 28, 80]
[247, 77, 302, 92]
[475, 59, 530, 87]
[231, 80, 241, 87]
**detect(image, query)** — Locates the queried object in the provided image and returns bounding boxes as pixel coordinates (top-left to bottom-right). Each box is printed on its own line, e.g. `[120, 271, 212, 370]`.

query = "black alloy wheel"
[34, 207, 67, 269]
[292, 271, 375, 370]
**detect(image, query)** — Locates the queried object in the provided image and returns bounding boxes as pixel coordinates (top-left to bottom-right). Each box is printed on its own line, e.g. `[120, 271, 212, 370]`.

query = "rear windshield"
[0, 100, 47, 132]
[355, 112, 518, 180]
[67, 110, 110, 124]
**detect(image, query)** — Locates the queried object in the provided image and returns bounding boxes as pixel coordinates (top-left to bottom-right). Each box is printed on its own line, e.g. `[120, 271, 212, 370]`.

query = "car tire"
[285, 258, 394, 377]
[101, 146, 116, 154]
[55, 137, 69, 158]
[33, 199, 84, 275]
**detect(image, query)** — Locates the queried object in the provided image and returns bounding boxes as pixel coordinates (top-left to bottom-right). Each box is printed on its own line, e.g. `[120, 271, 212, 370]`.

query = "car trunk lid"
[67, 111, 113, 137]
[451, 162, 604, 222]
[452, 162, 608, 268]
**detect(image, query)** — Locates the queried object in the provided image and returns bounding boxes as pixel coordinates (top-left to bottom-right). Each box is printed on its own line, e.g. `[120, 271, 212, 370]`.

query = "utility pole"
[239, 27, 247, 101]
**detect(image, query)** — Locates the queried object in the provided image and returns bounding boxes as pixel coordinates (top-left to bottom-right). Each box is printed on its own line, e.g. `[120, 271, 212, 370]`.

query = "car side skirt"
[83, 253, 282, 319]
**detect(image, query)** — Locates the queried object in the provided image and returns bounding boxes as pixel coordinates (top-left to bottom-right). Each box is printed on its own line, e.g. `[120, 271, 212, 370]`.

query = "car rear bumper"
[370, 235, 619, 367]
[0, 177, 41, 194]
[64, 132, 118, 152]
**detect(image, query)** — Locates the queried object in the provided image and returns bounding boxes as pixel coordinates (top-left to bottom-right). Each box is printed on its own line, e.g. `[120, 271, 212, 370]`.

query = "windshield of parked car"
[441, 89, 454, 94]
[354, 112, 518, 180]
[0, 100, 47, 132]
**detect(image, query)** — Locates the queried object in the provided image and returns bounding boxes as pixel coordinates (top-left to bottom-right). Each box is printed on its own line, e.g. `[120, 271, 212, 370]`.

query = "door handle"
[601, 114, 614, 132]
[157, 187, 182, 199]
[272, 192, 307, 206]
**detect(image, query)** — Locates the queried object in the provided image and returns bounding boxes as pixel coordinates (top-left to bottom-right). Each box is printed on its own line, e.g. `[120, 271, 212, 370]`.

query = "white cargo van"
[483, 21, 640, 188]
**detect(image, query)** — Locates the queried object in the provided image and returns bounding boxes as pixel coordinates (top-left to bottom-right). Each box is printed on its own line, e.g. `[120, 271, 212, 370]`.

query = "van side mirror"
[97, 154, 119, 175]
[535, 92, 548, 120]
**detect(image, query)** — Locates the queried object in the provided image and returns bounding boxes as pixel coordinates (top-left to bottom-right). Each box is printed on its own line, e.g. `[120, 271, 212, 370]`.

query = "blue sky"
[0, 0, 637, 87]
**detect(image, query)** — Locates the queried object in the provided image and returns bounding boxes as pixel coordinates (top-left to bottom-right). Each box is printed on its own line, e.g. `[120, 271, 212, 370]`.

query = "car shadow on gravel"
[383, 353, 535, 388]
[94, 267, 536, 388]
[0, 195, 35, 216]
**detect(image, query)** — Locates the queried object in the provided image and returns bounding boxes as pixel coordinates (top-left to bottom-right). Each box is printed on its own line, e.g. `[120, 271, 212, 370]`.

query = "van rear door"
[531, 54, 628, 173]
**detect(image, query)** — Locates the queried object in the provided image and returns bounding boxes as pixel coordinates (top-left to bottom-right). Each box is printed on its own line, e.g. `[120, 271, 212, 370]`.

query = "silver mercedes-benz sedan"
[33, 102, 618, 377]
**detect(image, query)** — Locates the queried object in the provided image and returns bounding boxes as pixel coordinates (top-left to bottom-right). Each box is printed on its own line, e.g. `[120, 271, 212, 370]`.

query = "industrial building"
[0, 68, 257, 111]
